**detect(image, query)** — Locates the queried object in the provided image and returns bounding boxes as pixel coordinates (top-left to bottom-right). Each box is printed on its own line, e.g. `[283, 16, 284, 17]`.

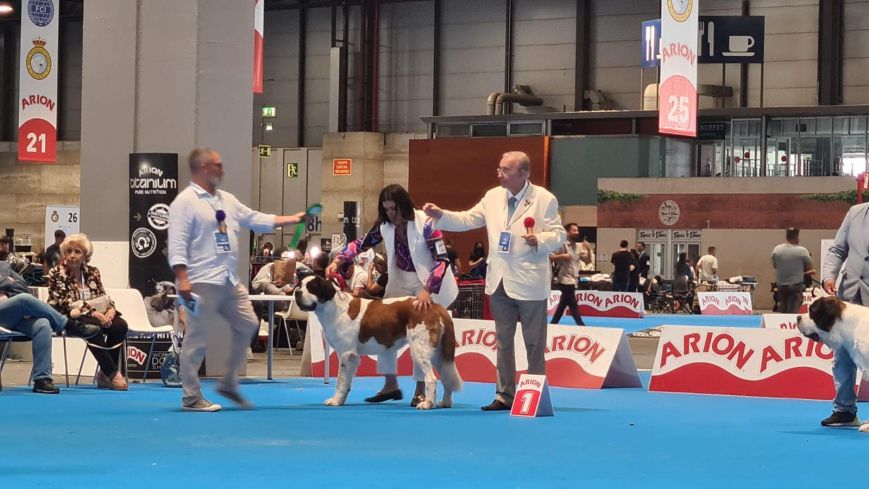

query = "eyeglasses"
[207, 161, 224, 169]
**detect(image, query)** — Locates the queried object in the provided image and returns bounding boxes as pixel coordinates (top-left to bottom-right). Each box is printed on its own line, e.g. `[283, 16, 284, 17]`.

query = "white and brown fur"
[797, 296, 869, 432]
[295, 275, 463, 409]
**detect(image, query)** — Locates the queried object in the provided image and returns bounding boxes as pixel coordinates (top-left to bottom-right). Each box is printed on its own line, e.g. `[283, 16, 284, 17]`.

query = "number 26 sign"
[510, 374, 554, 418]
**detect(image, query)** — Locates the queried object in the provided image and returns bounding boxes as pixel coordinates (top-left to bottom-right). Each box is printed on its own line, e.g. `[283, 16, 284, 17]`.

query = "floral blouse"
[47, 264, 114, 316]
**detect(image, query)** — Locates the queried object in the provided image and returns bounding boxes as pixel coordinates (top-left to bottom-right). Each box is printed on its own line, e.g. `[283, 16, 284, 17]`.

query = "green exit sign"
[261, 106, 276, 118]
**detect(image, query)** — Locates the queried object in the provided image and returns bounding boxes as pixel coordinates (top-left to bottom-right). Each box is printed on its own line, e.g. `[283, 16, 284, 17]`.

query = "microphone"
[523, 217, 536, 235]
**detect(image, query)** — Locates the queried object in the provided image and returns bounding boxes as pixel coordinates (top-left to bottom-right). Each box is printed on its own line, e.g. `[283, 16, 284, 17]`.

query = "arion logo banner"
[659, 0, 698, 137]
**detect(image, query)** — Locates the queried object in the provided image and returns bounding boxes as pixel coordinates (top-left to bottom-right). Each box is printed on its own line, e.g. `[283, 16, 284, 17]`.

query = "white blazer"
[435, 183, 565, 301]
[379, 209, 459, 307]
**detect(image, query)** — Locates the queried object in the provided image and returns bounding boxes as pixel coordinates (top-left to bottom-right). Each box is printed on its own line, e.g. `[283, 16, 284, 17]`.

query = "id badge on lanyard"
[209, 196, 232, 254]
[497, 231, 512, 253]
[214, 232, 232, 254]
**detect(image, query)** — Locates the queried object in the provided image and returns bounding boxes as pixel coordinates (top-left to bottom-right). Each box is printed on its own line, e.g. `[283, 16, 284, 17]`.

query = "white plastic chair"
[72, 288, 173, 384]
[274, 300, 307, 355]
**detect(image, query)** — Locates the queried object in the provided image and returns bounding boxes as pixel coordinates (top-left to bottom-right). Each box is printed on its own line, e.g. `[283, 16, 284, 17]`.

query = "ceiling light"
[0, 3, 14, 16]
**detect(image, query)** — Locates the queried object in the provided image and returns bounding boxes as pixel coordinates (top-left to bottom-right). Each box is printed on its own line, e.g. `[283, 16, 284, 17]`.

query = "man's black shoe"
[63, 319, 101, 339]
[33, 378, 60, 394]
[481, 399, 511, 412]
[821, 411, 860, 427]
[364, 389, 403, 403]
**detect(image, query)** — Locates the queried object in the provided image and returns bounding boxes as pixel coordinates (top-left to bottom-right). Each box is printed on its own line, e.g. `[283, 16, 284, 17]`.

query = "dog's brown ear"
[809, 296, 843, 332]
[308, 276, 336, 303]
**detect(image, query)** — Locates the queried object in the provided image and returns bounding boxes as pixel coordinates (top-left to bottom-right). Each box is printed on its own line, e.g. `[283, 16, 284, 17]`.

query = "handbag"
[70, 295, 113, 316]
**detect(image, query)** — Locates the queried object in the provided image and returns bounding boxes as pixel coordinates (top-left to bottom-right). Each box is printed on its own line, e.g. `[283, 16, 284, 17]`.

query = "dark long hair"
[469, 241, 486, 260]
[375, 184, 416, 226]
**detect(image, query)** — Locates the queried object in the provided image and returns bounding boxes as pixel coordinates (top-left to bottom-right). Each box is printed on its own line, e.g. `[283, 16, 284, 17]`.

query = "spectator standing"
[636, 241, 650, 279]
[610, 240, 633, 292]
[771, 228, 814, 314]
[696, 246, 719, 284]
[468, 241, 487, 278]
[674, 252, 694, 294]
[549, 223, 585, 325]
[43, 230, 66, 270]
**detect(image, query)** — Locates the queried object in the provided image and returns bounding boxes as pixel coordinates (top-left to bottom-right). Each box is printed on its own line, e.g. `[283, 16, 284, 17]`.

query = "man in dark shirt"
[610, 240, 634, 292]
[636, 241, 651, 279]
[42, 230, 66, 271]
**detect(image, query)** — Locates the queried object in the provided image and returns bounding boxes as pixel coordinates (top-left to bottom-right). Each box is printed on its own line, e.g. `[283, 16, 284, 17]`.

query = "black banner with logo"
[129, 153, 178, 296]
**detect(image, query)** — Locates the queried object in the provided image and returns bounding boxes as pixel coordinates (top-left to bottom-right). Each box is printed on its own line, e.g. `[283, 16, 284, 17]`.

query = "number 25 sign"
[510, 374, 554, 418]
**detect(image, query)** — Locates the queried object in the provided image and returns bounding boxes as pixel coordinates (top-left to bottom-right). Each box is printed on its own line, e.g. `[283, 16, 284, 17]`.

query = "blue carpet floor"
[553, 313, 762, 333]
[1, 373, 865, 488]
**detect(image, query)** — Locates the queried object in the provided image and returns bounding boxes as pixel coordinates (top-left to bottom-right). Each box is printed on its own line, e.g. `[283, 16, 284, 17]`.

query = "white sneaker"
[246, 347, 254, 360]
[182, 399, 222, 412]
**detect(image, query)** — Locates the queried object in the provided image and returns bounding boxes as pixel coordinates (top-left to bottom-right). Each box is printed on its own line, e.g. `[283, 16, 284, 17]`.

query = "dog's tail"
[438, 310, 463, 392]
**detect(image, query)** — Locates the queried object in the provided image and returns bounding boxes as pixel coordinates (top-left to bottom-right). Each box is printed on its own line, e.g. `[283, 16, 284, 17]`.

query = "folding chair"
[0, 327, 30, 392]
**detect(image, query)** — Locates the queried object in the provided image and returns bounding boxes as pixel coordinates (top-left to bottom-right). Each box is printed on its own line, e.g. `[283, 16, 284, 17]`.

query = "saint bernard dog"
[797, 296, 869, 432]
[294, 275, 463, 410]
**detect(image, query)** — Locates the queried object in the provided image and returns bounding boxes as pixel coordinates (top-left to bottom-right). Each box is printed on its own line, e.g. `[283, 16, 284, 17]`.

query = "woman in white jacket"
[328, 184, 458, 406]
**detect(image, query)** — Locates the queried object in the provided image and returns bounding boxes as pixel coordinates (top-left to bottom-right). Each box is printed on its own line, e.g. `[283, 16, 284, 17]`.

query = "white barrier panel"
[547, 290, 644, 318]
[649, 326, 839, 400]
[698, 292, 752, 315]
[761, 314, 799, 330]
[306, 316, 641, 389]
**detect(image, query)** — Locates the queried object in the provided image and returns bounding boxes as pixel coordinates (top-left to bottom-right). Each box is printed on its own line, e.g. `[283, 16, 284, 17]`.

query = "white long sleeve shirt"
[168, 183, 276, 285]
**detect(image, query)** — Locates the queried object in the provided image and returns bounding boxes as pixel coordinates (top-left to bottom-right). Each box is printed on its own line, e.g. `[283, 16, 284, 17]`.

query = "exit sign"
[261, 106, 276, 118]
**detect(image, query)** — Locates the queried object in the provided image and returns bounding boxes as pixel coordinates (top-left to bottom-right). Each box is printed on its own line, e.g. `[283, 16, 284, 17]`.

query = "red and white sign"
[761, 314, 799, 330]
[305, 317, 641, 390]
[548, 290, 644, 318]
[253, 0, 264, 94]
[511, 374, 553, 418]
[650, 326, 839, 400]
[332, 158, 352, 176]
[18, 0, 59, 163]
[659, 0, 698, 137]
[698, 291, 752, 315]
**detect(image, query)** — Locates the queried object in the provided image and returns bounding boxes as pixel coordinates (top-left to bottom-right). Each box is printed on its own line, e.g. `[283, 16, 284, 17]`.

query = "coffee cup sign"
[658, 200, 681, 226]
[729, 35, 754, 53]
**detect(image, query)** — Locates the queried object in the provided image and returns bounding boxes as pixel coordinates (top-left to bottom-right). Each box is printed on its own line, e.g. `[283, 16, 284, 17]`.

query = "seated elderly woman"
[47, 233, 129, 390]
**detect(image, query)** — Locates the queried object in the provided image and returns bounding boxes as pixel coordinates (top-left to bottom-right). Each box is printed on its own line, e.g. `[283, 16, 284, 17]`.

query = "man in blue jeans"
[820, 202, 869, 427]
[0, 262, 100, 393]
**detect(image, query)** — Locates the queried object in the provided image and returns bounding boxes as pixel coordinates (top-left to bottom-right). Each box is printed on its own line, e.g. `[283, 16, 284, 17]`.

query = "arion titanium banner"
[18, 0, 59, 163]
[254, 0, 264, 93]
[129, 154, 178, 296]
[659, 0, 698, 137]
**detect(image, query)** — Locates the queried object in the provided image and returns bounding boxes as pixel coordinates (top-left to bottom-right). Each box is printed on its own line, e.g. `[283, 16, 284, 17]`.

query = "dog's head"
[294, 275, 338, 311]
[797, 296, 846, 344]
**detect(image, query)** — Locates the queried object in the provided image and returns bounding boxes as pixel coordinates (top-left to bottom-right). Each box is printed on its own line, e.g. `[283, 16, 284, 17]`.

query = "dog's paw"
[324, 396, 345, 406]
[437, 400, 453, 409]
[416, 399, 434, 410]
[859, 422, 869, 433]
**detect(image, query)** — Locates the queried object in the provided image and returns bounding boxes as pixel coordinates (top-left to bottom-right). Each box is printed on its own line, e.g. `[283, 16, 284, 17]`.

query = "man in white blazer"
[424, 151, 565, 411]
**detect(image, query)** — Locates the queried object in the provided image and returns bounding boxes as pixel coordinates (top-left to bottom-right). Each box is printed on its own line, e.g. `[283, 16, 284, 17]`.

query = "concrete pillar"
[320, 133, 385, 242]
[80, 0, 254, 376]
